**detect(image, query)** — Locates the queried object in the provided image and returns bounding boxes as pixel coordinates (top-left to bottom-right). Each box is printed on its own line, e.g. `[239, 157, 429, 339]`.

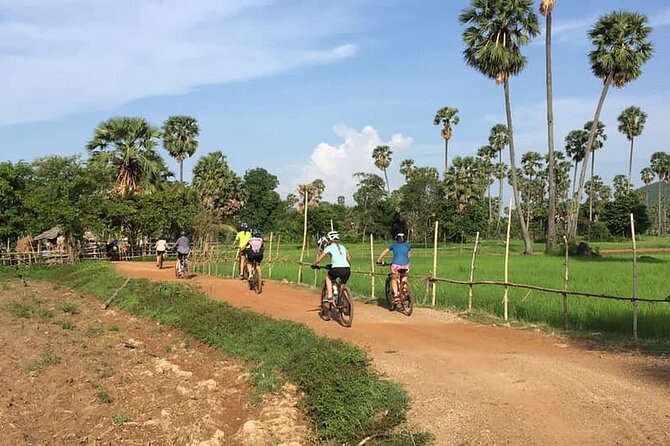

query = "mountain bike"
[310, 264, 353, 327]
[175, 254, 189, 279]
[246, 258, 262, 294]
[377, 261, 413, 316]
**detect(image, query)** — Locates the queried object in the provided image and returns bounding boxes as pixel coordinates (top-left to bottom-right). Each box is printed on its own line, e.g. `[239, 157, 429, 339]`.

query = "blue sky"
[1, 0, 669, 202]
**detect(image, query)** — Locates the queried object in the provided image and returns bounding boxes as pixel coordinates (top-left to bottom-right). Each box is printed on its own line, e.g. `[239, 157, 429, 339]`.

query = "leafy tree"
[650, 152, 670, 235]
[398, 163, 441, 242]
[612, 175, 633, 200]
[489, 124, 509, 226]
[640, 166, 654, 206]
[476, 145, 496, 221]
[0, 161, 32, 240]
[162, 115, 199, 183]
[353, 173, 388, 237]
[540, 0, 558, 251]
[372, 145, 393, 193]
[617, 106, 647, 184]
[570, 11, 653, 238]
[602, 192, 649, 237]
[239, 168, 285, 232]
[460, 0, 539, 254]
[192, 151, 245, 218]
[444, 156, 487, 214]
[433, 106, 460, 173]
[564, 129, 587, 198]
[86, 117, 165, 194]
[583, 120, 607, 222]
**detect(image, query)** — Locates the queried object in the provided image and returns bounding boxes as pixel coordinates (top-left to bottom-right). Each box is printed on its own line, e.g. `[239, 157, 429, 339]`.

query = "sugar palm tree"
[372, 145, 393, 193]
[540, 0, 558, 251]
[192, 151, 245, 217]
[564, 129, 587, 199]
[583, 120, 607, 222]
[650, 152, 670, 235]
[460, 0, 539, 253]
[86, 116, 163, 194]
[521, 151, 543, 230]
[162, 115, 199, 183]
[433, 107, 460, 174]
[617, 106, 647, 184]
[640, 166, 654, 207]
[477, 144, 497, 221]
[570, 11, 653, 238]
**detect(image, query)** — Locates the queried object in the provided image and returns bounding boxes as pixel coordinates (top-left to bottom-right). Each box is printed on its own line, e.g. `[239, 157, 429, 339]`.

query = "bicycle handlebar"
[310, 263, 332, 270]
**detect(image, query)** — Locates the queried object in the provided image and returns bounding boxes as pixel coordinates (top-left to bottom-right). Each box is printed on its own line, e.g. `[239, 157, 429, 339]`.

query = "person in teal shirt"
[312, 231, 351, 303]
[376, 233, 412, 302]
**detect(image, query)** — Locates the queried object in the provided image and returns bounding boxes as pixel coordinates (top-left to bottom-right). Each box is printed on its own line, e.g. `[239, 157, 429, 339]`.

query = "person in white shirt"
[155, 237, 168, 268]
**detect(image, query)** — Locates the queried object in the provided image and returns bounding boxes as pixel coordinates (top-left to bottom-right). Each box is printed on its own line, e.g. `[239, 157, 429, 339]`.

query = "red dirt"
[114, 261, 670, 445]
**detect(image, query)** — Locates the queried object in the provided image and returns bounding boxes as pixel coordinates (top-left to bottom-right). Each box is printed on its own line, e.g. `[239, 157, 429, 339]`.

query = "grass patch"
[112, 414, 130, 425]
[56, 320, 75, 330]
[96, 389, 114, 404]
[59, 303, 79, 314]
[8, 302, 32, 318]
[14, 262, 421, 445]
[26, 344, 60, 371]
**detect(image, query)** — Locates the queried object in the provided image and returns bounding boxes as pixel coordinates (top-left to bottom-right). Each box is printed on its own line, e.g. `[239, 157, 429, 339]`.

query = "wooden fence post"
[630, 213, 638, 341]
[268, 232, 274, 279]
[298, 192, 308, 284]
[370, 234, 375, 300]
[562, 235, 570, 329]
[432, 220, 439, 307]
[503, 199, 512, 322]
[468, 231, 480, 311]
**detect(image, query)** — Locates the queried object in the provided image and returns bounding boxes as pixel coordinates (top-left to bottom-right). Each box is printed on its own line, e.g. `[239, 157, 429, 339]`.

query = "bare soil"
[0, 278, 308, 446]
[115, 262, 670, 446]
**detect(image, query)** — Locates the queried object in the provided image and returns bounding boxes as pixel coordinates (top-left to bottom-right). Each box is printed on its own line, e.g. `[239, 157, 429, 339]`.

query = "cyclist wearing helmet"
[312, 230, 351, 303]
[232, 223, 252, 279]
[244, 229, 264, 278]
[175, 231, 190, 262]
[376, 232, 411, 302]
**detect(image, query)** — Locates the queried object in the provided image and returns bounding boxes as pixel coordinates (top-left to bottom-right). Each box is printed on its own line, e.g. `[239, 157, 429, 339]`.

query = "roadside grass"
[25, 344, 60, 372]
[7, 262, 422, 445]
[202, 239, 670, 340]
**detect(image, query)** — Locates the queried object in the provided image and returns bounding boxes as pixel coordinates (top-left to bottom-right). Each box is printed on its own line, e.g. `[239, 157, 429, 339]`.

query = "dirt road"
[116, 262, 670, 445]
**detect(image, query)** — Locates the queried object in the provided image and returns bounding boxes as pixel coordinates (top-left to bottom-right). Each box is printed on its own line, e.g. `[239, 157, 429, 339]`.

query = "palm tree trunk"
[298, 192, 309, 283]
[383, 169, 390, 193]
[627, 138, 635, 186]
[497, 150, 503, 234]
[658, 181, 662, 236]
[444, 139, 449, 175]
[179, 160, 184, 183]
[487, 181, 492, 222]
[589, 151, 595, 222]
[503, 79, 533, 254]
[545, 10, 557, 253]
[569, 76, 612, 239]
[571, 161, 579, 198]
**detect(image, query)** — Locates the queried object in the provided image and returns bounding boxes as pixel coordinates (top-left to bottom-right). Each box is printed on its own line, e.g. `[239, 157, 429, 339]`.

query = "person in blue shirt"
[376, 233, 411, 302]
[312, 230, 351, 303]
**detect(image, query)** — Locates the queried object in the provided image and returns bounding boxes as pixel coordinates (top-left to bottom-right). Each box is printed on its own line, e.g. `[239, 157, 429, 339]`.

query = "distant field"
[195, 238, 670, 340]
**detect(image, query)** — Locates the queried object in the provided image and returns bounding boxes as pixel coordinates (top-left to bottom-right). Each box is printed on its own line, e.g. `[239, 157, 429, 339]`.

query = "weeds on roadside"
[25, 344, 60, 371]
[55, 320, 75, 330]
[112, 414, 130, 425]
[59, 303, 79, 314]
[96, 389, 114, 404]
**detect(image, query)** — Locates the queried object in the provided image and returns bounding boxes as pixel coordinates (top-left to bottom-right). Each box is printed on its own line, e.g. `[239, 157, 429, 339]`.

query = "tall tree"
[192, 151, 245, 218]
[444, 156, 487, 214]
[460, 0, 539, 253]
[617, 106, 647, 184]
[239, 168, 285, 232]
[433, 107, 460, 174]
[540, 0, 558, 251]
[521, 151, 543, 229]
[569, 11, 653, 238]
[477, 145, 497, 221]
[583, 120, 607, 222]
[372, 145, 393, 193]
[86, 117, 163, 194]
[640, 166, 654, 207]
[650, 152, 670, 235]
[564, 129, 587, 198]
[162, 115, 199, 183]
[489, 124, 510, 227]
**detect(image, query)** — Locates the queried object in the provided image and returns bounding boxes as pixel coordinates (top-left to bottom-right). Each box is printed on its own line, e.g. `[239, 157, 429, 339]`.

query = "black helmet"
[252, 228, 261, 237]
[395, 232, 405, 242]
[240, 222, 249, 230]
[180, 230, 186, 236]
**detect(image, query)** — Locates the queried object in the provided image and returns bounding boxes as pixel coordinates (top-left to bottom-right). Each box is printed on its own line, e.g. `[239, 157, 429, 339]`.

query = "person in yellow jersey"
[232, 222, 252, 279]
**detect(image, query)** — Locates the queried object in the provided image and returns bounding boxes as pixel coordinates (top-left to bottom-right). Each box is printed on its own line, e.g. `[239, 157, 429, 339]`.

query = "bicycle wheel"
[318, 285, 331, 321]
[338, 286, 353, 328]
[399, 284, 413, 316]
[384, 276, 395, 311]
[174, 260, 180, 278]
[158, 253, 163, 269]
[253, 264, 262, 294]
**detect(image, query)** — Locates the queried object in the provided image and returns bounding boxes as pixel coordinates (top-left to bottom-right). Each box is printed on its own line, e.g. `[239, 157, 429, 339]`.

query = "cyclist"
[244, 228, 264, 278]
[155, 236, 168, 268]
[232, 223, 252, 279]
[312, 230, 351, 304]
[376, 232, 411, 303]
[175, 231, 190, 272]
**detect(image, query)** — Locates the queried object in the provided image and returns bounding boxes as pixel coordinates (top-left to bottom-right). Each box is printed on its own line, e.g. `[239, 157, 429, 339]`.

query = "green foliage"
[162, 115, 199, 182]
[602, 193, 650, 237]
[96, 389, 114, 404]
[0, 161, 32, 239]
[59, 302, 79, 314]
[239, 168, 286, 231]
[25, 344, 60, 371]
[192, 151, 245, 218]
[112, 414, 131, 425]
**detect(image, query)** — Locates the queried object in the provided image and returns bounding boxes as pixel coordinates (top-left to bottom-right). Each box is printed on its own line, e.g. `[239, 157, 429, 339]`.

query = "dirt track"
[116, 262, 670, 445]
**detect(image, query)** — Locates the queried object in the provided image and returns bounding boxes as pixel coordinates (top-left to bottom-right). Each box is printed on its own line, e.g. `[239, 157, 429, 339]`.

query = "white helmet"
[327, 230, 340, 241]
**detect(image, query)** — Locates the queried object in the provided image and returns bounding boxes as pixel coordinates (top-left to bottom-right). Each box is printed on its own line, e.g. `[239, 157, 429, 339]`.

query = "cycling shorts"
[245, 250, 263, 263]
[178, 252, 188, 260]
[328, 267, 351, 284]
[391, 264, 410, 274]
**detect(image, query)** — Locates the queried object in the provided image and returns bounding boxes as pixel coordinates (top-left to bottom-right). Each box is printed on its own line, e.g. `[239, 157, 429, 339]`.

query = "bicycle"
[246, 259, 262, 294]
[377, 261, 413, 316]
[175, 254, 189, 279]
[310, 264, 353, 327]
[157, 251, 165, 269]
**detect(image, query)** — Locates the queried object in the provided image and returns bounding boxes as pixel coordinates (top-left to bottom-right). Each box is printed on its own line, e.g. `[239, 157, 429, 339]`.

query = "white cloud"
[291, 125, 413, 203]
[0, 0, 360, 126]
